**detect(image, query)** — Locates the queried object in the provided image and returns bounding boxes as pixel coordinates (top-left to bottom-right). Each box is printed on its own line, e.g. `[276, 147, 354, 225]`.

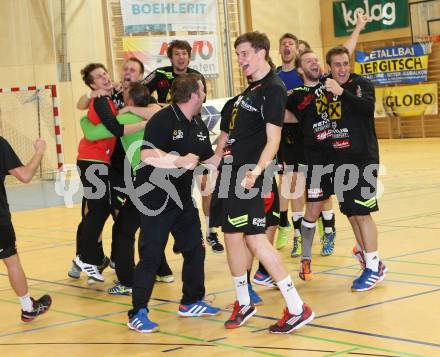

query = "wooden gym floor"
[0, 138, 439, 356]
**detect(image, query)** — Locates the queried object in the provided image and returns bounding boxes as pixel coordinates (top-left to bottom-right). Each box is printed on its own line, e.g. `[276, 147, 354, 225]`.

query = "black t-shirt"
[0, 137, 23, 223]
[286, 80, 334, 163]
[136, 104, 214, 211]
[329, 73, 378, 164]
[225, 71, 286, 167]
[143, 66, 207, 104]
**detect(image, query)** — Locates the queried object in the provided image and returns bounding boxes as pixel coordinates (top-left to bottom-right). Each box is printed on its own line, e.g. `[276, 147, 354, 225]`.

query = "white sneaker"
[74, 256, 104, 283]
[68, 257, 81, 279]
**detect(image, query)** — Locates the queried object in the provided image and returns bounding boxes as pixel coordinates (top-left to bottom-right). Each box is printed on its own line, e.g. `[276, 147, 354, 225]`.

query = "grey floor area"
[6, 179, 83, 212]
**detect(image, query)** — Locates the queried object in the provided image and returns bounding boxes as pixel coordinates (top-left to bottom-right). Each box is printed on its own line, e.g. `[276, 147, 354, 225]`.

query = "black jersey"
[143, 66, 207, 104]
[136, 104, 213, 211]
[0, 137, 23, 223]
[225, 71, 286, 167]
[329, 73, 378, 164]
[286, 81, 334, 154]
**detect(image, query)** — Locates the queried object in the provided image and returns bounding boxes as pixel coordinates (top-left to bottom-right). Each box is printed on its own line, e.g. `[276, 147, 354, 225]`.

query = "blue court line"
[306, 323, 440, 349]
[162, 347, 183, 352]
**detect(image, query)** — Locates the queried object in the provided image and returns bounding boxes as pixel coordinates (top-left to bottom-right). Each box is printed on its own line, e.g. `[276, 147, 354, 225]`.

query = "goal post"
[0, 85, 64, 182]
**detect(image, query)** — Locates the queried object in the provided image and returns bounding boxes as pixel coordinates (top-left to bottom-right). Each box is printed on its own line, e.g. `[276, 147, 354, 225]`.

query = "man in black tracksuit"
[324, 46, 387, 292]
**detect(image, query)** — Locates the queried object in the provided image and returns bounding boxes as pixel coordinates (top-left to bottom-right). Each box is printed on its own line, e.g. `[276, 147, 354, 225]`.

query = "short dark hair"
[171, 73, 202, 104]
[125, 57, 144, 75]
[326, 46, 350, 66]
[298, 39, 311, 51]
[167, 40, 192, 59]
[279, 33, 299, 47]
[234, 31, 270, 61]
[127, 82, 150, 107]
[295, 49, 315, 69]
[81, 63, 107, 89]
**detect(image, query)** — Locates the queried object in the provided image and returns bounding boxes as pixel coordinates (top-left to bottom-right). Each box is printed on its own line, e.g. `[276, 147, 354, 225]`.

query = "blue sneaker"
[320, 232, 336, 256]
[178, 300, 221, 317]
[127, 308, 159, 333]
[248, 284, 263, 305]
[252, 270, 276, 288]
[351, 265, 386, 292]
[353, 260, 387, 284]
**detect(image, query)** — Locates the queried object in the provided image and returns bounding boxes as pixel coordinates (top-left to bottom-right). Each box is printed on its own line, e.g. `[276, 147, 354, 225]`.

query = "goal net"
[0, 85, 64, 184]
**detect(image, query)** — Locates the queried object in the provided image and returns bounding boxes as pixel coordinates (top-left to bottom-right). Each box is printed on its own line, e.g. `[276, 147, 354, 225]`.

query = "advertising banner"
[123, 34, 218, 77]
[354, 43, 430, 85]
[333, 0, 409, 37]
[120, 0, 217, 33]
[375, 83, 438, 117]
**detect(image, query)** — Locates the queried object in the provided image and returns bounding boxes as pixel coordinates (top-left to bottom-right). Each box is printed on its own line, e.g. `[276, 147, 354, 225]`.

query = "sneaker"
[21, 295, 52, 322]
[74, 256, 104, 283]
[252, 270, 276, 288]
[224, 301, 256, 329]
[291, 236, 302, 257]
[269, 304, 315, 334]
[108, 282, 132, 296]
[351, 266, 387, 292]
[352, 246, 366, 269]
[248, 284, 263, 305]
[67, 258, 81, 279]
[206, 232, 224, 253]
[299, 259, 313, 281]
[178, 300, 221, 317]
[276, 226, 292, 249]
[98, 256, 111, 274]
[127, 308, 159, 333]
[155, 275, 175, 283]
[320, 232, 335, 256]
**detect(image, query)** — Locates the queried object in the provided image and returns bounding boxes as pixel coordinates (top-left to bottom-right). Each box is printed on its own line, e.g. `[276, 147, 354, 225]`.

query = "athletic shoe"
[98, 256, 111, 274]
[352, 246, 366, 269]
[74, 256, 104, 282]
[299, 259, 313, 281]
[276, 226, 292, 249]
[291, 236, 302, 257]
[178, 300, 221, 317]
[320, 232, 335, 256]
[248, 284, 263, 305]
[269, 304, 315, 334]
[108, 282, 132, 296]
[127, 308, 159, 333]
[67, 258, 81, 279]
[351, 265, 387, 292]
[21, 295, 52, 322]
[206, 232, 224, 253]
[155, 275, 175, 283]
[224, 301, 256, 329]
[252, 270, 276, 288]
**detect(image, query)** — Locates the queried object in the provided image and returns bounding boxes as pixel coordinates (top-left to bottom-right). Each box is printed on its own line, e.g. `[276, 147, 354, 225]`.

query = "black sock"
[280, 210, 289, 227]
[247, 269, 252, 289]
[258, 261, 268, 275]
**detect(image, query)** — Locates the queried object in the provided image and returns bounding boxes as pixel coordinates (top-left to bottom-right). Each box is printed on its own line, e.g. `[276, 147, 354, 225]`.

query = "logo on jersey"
[172, 129, 184, 140]
[329, 101, 342, 120]
[197, 132, 207, 141]
[238, 96, 258, 113]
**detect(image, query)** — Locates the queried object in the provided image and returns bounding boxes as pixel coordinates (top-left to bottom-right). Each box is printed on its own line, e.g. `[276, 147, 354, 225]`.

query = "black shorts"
[301, 163, 334, 202]
[335, 162, 379, 216]
[220, 168, 267, 235]
[278, 123, 304, 168]
[109, 164, 130, 212]
[0, 223, 17, 259]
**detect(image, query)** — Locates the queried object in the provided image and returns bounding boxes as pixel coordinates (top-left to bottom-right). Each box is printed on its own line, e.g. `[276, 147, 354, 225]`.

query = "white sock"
[19, 294, 33, 312]
[233, 274, 250, 306]
[321, 210, 334, 234]
[276, 275, 303, 315]
[365, 251, 380, 271]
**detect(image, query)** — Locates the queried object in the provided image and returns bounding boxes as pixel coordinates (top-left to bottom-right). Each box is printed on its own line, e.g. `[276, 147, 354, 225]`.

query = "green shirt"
[80, 112, 144, 172]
